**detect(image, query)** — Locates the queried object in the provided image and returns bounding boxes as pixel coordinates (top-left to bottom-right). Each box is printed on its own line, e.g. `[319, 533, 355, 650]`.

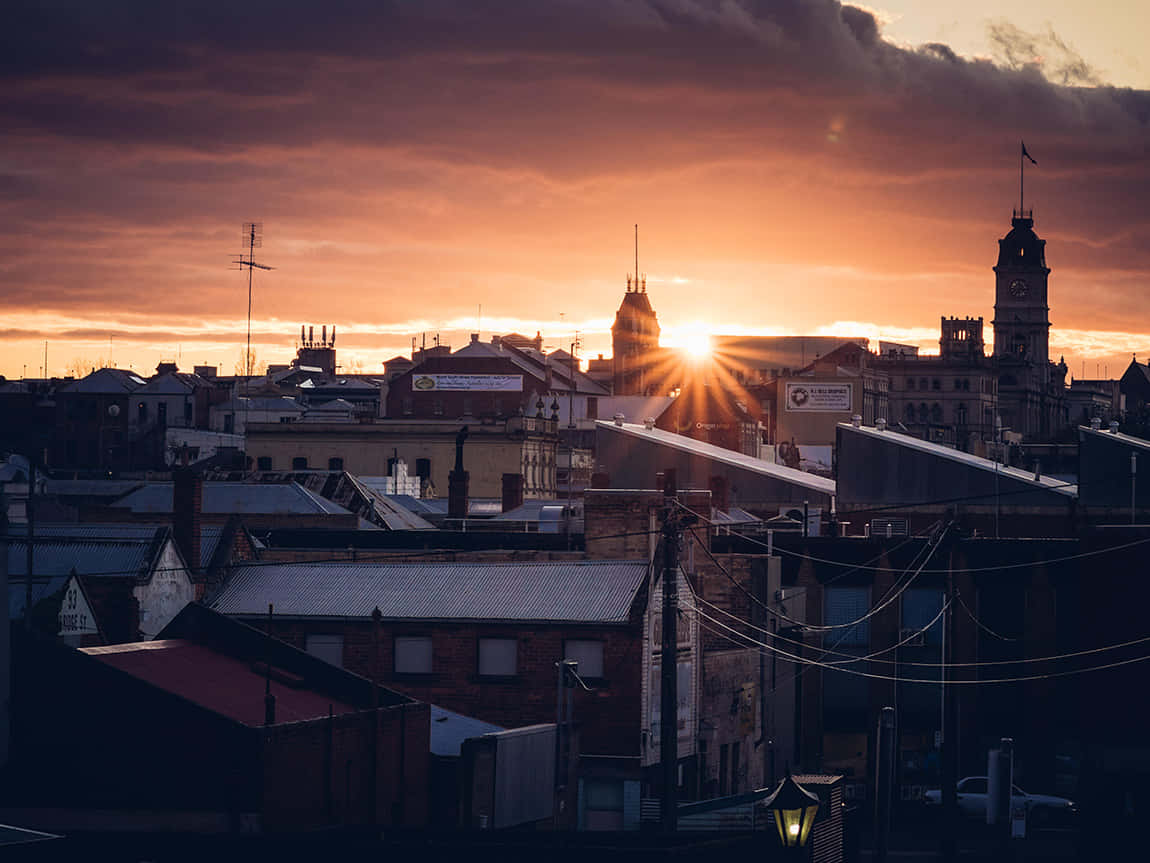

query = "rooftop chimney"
[501, 473, 524, 514]
[644, 417, 655, 430]
[613, 413, 625, 427]
[851, 414, 861, 428]
[1091, 417, 1102, 431]
[172, 465, 202, 579]
[876, 417, 887, 432]
[1111, 421, 1121, 434]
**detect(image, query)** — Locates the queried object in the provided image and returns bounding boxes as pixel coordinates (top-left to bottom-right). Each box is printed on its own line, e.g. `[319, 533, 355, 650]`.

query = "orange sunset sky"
[3, 1, 1148, 380]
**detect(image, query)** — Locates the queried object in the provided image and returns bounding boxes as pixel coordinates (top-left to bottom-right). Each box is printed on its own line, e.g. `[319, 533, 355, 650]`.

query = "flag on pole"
[1022, 141, 1037, 165]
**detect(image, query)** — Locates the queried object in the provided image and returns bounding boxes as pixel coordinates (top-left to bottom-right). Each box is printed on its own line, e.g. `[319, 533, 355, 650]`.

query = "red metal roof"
[82, 640, 360, 726]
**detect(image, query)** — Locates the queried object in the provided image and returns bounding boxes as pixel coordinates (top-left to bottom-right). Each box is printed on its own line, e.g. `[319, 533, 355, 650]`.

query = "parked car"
[923, 777, 1077, 826]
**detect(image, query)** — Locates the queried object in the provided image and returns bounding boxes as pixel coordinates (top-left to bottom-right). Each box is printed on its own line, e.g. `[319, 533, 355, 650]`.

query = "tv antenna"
[233, 222, 274, 385]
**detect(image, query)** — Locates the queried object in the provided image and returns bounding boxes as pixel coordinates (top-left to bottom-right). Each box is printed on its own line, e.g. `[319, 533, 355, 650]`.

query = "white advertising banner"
[784, 382, 852, 412]
[412, 374, 523, 392]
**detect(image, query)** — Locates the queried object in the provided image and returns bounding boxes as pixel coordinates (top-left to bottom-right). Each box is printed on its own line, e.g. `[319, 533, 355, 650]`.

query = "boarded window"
[478, 638, 517, 676]
[305, 634, 344, 668]
[394, 636, 433, 674]
[563, 639, 604, 679]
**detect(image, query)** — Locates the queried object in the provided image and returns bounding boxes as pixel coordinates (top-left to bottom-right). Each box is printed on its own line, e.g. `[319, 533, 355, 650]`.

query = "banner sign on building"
[412, 374, 523, 392]
[784, 382, 852, 412]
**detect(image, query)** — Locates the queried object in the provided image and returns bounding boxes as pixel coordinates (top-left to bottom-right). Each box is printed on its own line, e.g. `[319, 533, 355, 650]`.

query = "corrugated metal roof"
[211, 560, 649, 623]
[7, 535, 160, 580]
[839, 423, 1078, 498]
[597, 421, 836, 494]
[430, 705, 504, 757]
[114, 482, 354, 515]
[5, 523, 223, 570]
[82, 640, 360, 726]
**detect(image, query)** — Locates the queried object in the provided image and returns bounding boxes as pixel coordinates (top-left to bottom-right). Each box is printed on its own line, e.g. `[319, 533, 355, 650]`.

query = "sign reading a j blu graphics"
[412, 374, 523, 392]
[784, 382, 852, 412]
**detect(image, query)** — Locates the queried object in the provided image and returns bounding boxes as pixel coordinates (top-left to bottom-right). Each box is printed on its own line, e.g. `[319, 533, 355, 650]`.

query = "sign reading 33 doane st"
[412, 374, 524, 392]
[784, 382, 852, 411]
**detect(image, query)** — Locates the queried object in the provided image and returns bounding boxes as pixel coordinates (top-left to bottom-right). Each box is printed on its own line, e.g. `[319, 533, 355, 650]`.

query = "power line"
[694, 606, 1150, 685]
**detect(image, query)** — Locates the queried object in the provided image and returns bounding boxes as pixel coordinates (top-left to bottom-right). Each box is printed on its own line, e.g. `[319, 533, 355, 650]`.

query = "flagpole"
[1019, 140, 1024, 215]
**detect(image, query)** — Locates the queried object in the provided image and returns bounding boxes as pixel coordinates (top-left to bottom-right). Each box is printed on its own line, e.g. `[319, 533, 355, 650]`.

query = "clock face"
[1009, 278, 1029, 298]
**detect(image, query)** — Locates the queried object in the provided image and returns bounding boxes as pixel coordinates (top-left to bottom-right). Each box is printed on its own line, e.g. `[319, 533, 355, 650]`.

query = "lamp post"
[765, 769, 820, 858]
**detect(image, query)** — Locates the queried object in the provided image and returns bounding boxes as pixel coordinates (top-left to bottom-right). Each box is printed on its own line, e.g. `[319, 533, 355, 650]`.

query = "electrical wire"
[693, 605, 1150, 684]
[953, 590, 1022, 642]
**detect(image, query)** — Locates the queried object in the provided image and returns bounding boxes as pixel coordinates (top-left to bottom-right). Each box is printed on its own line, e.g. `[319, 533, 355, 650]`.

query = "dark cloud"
[2, 0, 1149, 367]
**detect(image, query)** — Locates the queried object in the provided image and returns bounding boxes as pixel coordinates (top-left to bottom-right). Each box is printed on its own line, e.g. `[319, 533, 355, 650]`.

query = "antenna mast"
[234, 223, 274, 456]
[634, 224, 638, 292]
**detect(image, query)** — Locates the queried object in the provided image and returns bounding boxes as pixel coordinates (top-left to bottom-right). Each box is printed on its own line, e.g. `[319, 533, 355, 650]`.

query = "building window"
[137, 402, 148, 424]
[157, 402, 167, 425]
[463, 398, 473, 416]
[918, 403, 929, 423]
[919, 378, 928, 391]
[292, 456, 309, 470]
[825, 586, 870, 645]
[256, 456, 272, 470]
[184, 400, 193, 425]
[402, 397, 414, 415]
[305, 634, 344, 667]
[907, 378, 915, 391]
[956, 403, 968, 426]
[563, 639, 604, 679]
[478, 637, 517, 676]
[905, 403, 915, 422]
[433, 399, 445, 416]
[953, 378, 962, 390]
[395, 636, 433, 674]
[328, 456, 344, 470]
[416, 458, 431, 480]
[932, 378, 941, 391]
[587, 397, 598, 420]
[962, 379, 970, 392]
[931, 403, 943, 423]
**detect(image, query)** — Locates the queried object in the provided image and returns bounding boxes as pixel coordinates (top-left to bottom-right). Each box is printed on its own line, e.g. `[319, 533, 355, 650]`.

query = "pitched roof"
[81, 640, 360, 726]
[596, 420, 836, 495]
[113, 482, 353, 515]
[60, 368, 147, 393]
[210, 560, 649, 623]
[9, 522, 225, 570]
[430, 705, 504, 757]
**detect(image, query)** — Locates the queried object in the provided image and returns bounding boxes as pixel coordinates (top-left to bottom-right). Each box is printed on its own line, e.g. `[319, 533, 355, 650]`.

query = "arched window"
[907, 378, 916, 391]
[918, 403, 929, 423]
[905, 403, 915, 422]
[931, 403, 943, 423]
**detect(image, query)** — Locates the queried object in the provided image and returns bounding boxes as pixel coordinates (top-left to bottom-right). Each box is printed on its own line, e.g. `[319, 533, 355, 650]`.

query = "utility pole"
[660, 469, 680, 833]
[874, 706, 896, 863]
[1132, 452, 1137, 525]
[941, 524, 958, 863]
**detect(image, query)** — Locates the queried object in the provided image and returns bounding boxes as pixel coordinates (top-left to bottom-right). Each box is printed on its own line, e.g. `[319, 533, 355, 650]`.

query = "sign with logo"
[784, 382, 852, 412]
[412, 374, 523, 392]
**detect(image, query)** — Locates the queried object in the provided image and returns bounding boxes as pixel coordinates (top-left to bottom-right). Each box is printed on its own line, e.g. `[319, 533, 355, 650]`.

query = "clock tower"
[992, 210, 1051, 365]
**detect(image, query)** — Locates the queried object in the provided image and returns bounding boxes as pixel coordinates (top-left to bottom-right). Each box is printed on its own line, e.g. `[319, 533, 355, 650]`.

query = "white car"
[923, 777, 1077, 826]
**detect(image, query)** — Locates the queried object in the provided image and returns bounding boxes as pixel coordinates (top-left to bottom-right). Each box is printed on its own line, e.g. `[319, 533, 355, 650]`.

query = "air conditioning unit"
[869, 517, 909, 538]
[899, 628, 926, 647]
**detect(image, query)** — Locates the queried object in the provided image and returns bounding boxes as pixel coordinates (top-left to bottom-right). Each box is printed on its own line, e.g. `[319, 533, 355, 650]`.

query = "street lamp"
[765, 770, 820, 851]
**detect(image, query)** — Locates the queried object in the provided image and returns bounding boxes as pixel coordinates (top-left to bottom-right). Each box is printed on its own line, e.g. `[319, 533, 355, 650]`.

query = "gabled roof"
[137, 372, 209, 395]
[210, 560, 650, 624]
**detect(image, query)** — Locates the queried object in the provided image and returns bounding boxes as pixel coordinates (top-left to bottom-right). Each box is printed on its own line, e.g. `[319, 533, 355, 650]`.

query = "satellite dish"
[107, 404, 121, 417]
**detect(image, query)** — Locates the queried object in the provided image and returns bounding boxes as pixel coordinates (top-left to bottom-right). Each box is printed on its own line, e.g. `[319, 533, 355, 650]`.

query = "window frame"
[477, 637, 518, 678]
[394, 635, 434, 675]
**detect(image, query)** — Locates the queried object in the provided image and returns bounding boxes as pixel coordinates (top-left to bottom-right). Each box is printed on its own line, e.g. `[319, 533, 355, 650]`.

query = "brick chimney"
[173, 466, 202, 576]
[501, 473, 524, 513]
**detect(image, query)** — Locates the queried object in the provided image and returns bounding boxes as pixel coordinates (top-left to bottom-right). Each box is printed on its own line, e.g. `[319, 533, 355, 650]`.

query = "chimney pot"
[1111, 421, 1120, 434]
[851, 414, 861, 428]
[614, 413, 625, 427]
[876, 417, 887, 431]
[644, 417, 655, 430]
[1090, 417, 1102, 430]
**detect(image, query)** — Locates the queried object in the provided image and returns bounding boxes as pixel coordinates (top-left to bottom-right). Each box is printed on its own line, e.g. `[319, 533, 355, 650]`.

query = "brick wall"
[259, 617, 644, 758]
